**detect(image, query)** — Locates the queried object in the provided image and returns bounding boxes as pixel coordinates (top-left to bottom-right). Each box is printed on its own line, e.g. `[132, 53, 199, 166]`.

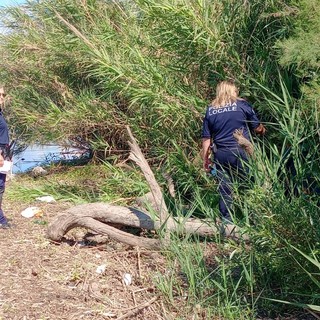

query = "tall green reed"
[0, 0, 294, 161]
[230, 79, 320, 314]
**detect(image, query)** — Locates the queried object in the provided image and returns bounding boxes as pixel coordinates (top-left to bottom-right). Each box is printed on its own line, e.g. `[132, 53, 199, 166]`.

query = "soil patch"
[0, 190, 171, 320]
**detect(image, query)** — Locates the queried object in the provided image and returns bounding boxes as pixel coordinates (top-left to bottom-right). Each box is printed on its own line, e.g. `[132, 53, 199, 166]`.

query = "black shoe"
[0, 222, 13, 229]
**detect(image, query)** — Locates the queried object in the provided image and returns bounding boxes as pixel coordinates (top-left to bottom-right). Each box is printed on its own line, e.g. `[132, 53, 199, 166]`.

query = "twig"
[53, 10, 96, 51]
[306, 309, 320, 320]
[111, 0, 129, 19]
[116, 296, 158, 320]
[150, 304, 164, 320]
[160, 300, 167, 319]
[137, 247, 142, 279]
[133, 287, 154, 293]
[131, 291, 137, 307]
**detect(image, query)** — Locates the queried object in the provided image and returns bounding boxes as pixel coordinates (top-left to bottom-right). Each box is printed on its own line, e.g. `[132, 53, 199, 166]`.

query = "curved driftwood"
[46, 203, 219, 249]
[47, 209, 161, 250]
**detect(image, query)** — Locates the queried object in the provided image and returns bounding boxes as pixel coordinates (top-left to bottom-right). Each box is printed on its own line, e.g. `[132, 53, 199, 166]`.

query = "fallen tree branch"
[116, 296, 158, 320]
[127, 126, 169, 227]
[46, 202, 246, 249]
[46, 127, 246, 249]
[46, 203, 218, 249]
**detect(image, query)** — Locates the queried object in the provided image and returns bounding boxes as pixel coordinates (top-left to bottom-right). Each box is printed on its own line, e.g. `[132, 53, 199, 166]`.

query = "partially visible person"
[201, 81, 265, 223]
[0, 85, 12, 228]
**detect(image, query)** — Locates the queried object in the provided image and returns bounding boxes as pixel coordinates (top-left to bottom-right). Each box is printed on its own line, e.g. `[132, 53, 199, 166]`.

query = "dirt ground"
[0, 192, 178, 320]
[0, 177, 316, 320]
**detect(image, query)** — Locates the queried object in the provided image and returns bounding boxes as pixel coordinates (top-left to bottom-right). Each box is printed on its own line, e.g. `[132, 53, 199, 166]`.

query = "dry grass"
[0, 176, 220, 320]
[0, 185, 166, 320]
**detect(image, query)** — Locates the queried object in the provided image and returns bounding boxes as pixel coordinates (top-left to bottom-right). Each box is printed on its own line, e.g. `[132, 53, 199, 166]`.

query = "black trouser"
[0, 173, 7, 224]
[0, 145, 9, 224]
[214, 148, 248, 222]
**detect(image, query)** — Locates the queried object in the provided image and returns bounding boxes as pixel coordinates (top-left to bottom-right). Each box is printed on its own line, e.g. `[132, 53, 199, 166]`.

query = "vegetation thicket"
[0, 0, 319, 318]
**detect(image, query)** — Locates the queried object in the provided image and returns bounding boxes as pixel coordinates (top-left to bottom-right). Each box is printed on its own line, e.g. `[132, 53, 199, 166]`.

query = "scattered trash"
[33, 219, 48, 225]
[20, 207, 42, 218]
[36, 195, 56, 203]
[123, 273, 132, 286]
[96, 264, 107, 274]
[30, 166, 48, 178]
[0, 160, 13, 174]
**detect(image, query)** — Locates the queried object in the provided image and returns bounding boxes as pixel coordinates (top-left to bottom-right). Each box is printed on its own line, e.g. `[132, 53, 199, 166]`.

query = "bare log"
[46, 203, 245, 249]
[47, 203, 216, 240]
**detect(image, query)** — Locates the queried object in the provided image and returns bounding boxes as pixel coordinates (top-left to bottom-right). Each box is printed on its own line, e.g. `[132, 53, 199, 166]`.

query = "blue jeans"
[0, 173, 7, 224]
[214, 148, 248, 222]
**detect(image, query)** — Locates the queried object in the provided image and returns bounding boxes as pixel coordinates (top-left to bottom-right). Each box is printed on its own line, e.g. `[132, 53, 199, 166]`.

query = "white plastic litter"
[31, 166, 48, 177]
[36, 195, 56, 203]
[0, 160, 13, 174]
[96, 264, 107, 274]
[123, 273, 132, 286]
[20, 206, 42, 218]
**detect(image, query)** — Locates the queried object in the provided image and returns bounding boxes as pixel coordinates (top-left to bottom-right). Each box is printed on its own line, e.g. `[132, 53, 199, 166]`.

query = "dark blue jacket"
[0, 111, 9, 145]
[201, 99, 261, 149]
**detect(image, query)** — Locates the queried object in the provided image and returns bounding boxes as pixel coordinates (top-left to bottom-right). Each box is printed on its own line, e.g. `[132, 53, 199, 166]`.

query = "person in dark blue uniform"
[202, 81, 265, 223]
[0, 85, 12, 228]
